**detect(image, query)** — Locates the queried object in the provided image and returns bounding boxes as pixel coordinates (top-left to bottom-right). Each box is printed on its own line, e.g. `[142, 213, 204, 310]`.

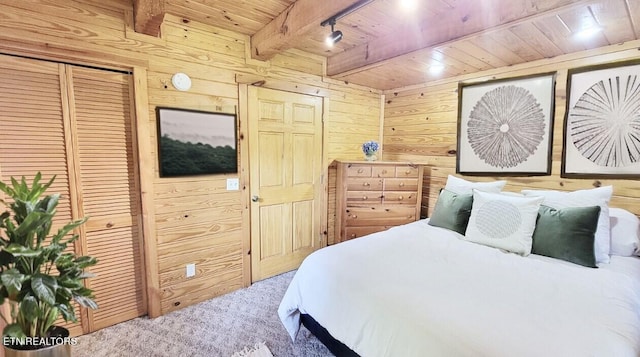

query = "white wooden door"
[248, 87, 324, 282]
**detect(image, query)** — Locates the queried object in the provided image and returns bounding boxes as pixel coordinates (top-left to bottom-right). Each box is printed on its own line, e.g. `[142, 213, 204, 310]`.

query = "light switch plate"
[186, 263, 196, 278]
[226, 178, 239, 191]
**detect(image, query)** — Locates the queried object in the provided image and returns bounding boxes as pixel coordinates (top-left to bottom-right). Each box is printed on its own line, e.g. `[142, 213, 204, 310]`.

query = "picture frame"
[156, 107, 238, 177]
[456, 72, 556, 176]
[561, 59, 640, 179]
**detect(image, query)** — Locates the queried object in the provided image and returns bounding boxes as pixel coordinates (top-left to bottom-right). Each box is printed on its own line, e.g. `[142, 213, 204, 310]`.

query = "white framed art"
[562, 59, 640, 179]
[457, 72, 556, 176]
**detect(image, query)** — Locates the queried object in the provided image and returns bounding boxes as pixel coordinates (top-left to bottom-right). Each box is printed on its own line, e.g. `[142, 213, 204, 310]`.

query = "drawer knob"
[350, 233, 356, 238]
[399, 182, 405, 187]
[363, 182, 370, 186]
[405, 170, 411, 174]
[106, 221, 114, 228]
[352, 215, 358, 219]
[357, 168, 364, 173]
[398, 196, 404, 200]
[363, 196, 368, 200]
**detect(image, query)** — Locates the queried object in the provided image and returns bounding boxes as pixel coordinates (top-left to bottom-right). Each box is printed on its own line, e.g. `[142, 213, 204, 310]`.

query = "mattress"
[278, 219, 640, 357]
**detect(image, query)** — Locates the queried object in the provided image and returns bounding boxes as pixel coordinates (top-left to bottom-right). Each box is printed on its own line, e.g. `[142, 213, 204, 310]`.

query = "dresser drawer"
[345, 226, 391, 240]
[345, 206, 417, 226]
[395, 166, 419, 178]
[372, 166, 395, 178]
[346, 178, 383, 191]
[383, 191, 417, 204]
[347, 190, 382, 204]
[347, 165, 372, 177]
[384, 178, 418, 191]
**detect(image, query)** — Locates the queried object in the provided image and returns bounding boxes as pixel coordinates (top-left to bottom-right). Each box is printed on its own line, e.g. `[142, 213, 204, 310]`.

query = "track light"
[320, 0, 373, 47]
[325, 21, 343, 46]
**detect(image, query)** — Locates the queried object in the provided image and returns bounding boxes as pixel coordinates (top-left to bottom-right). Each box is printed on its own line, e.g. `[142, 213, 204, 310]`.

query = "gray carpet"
[74, 271, 333, 357]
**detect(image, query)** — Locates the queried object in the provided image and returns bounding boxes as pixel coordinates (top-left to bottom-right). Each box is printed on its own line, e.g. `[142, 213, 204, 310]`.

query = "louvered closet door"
[0, 54, 146, 334]
[0, 55, 84, 336]
[67, 66, 147, 331]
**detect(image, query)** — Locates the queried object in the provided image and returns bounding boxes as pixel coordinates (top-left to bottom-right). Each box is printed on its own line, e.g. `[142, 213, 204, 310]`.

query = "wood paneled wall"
[0, 0, 381, 317]
[383, 40, 640, 218]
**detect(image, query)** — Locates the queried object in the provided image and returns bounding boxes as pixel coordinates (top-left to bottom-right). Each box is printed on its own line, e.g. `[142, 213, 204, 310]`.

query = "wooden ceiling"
[135, 0, 640, 90]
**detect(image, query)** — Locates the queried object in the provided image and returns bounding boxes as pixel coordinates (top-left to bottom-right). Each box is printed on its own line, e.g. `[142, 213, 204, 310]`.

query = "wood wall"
[0, 0, 382, 318]
[383, 39, 640, 218]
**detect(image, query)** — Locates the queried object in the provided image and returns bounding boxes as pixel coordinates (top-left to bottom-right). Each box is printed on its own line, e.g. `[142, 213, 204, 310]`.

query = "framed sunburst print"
[457, 72, 556, 176]
[562, 59, 640, 179]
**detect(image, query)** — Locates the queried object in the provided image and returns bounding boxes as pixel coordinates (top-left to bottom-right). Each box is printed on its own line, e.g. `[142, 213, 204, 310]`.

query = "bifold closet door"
[0, 54, 84, 335]
[0, 54, 146, 334]
[66, 66, 147, 331]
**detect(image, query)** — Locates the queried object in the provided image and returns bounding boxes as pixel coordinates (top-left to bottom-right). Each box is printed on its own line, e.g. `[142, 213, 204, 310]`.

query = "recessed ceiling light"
[575, 26, 602, 40]
[428, 64, 445, 75]
[399, 0, 417, 11]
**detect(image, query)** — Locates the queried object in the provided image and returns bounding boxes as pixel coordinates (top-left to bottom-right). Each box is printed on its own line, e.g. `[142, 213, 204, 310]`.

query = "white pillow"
[521, 186, 613, 264]
[609, 208, 640, 257]
[464, 190, 544, 256]
[444, 175, 506, 195]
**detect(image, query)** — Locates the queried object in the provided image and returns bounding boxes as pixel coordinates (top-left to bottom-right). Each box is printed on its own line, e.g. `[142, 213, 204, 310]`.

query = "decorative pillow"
[464, 190, 544, 256]
[444, 175, 506, 195]
[532, 205, 601, 268]
[521, 186, 613, 264]
[428, 189, 473, 235]
[609, 208, 640, 257]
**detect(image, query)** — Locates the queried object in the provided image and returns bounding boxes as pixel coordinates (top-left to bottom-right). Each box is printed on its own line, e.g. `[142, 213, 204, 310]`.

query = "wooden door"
[0, 54, 146, 334]
[66, 66, 147, 331]
[0, 54, 85, 335]
[248, 87, 324, 282]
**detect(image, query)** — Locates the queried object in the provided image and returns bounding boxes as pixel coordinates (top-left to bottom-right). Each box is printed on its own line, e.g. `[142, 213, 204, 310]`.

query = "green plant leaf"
[57, 304, 76, 322]
[1, 268, 25, 298]
[74, 256, 97, 269]
[41, 306, 58, 334]
[51, 217, 88, 245]
[19, 295, 39, 322]
[31, 274, 57, 305]
[73, 295, 98, 310]
[78, 271, 97, 279]
[4, 244, 40, 258]
[13, 212, 53, 244]
[3, 323, 27, 340]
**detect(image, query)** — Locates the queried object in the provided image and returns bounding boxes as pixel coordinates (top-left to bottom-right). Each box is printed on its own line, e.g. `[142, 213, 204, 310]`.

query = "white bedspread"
[278, 219, 640, 357]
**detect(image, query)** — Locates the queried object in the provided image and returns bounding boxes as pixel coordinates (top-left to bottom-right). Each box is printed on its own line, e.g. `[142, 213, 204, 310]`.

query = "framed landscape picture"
[156, 107, 238, 177]
[562, 59, 640, 179]
[457, 72, 556, 176]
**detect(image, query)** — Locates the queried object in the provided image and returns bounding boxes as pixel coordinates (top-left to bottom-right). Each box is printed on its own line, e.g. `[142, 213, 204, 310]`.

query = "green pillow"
[532, 205, 601, 268]
[428, 189, 473, 235]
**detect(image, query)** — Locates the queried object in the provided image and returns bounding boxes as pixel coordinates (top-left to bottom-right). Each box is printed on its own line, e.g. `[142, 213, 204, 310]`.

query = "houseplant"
[0, 173, 97, 356]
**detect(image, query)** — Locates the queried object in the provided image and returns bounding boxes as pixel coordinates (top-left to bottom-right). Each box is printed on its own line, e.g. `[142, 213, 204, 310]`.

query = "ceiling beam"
[327, 0, 597, 76]
[133, 0, 166, 37]
[251, 0, 360, 61]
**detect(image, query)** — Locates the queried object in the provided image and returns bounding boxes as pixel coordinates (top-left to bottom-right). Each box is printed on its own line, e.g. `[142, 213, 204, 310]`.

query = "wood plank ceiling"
[137, 0, 640, 90]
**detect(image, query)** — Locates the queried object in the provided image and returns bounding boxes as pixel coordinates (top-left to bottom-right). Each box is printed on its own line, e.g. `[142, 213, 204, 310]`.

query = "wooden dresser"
[331, 160, 423, 244]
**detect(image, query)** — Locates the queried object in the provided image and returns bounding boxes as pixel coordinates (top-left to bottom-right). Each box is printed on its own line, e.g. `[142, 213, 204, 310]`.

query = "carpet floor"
[74, 271, 333, 357]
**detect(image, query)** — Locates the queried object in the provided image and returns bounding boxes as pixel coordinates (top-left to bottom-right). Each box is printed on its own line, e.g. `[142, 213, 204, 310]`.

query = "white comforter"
[278, 219, 640, 357]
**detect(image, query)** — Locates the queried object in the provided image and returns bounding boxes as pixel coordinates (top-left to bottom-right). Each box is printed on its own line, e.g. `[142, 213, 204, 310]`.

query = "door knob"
[251, 195, 260, 202]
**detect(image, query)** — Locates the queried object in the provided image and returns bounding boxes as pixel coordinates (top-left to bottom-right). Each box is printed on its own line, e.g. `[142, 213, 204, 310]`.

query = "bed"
[278, 180, 640, 356]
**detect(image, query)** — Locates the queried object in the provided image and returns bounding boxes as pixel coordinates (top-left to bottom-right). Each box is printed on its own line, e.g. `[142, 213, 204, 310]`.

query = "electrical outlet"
[226, 178, 239, 191]
[186, 263, 196, 278]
